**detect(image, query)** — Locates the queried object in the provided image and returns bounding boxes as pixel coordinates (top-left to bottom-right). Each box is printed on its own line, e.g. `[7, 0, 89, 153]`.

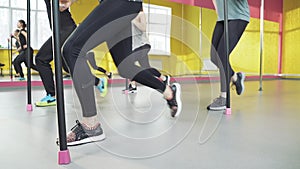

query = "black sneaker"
[107, 72, 112, 79]
[166, 83, 182, 117]
[232, 72, 245, 95]
[207, 96, 226, 111]
[163, 75, 170, 86]
[63, 74, 71, 79]
[66, 120, 105, 146]
[128, 83, 137, 93]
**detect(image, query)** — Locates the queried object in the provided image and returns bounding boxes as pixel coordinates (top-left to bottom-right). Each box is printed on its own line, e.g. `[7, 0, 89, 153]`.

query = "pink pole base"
[58, 150, 71, 165]
[27, 104, 33, 111]
[224, 108, 232, 115]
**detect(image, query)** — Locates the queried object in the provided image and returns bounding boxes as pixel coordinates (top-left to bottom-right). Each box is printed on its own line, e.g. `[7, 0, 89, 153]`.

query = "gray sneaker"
[207, 96, 226, 111]
[66, 120, 106, 146]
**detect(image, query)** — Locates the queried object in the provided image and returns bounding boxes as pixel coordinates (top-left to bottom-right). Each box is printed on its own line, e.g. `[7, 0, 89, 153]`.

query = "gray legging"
[62, 0, 166, 117]
[211, 19, 248, 92]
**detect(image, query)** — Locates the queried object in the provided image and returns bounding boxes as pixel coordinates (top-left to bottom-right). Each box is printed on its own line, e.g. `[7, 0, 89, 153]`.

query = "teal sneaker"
[35, 94, 56, 107]
[96, 78, 108, 97]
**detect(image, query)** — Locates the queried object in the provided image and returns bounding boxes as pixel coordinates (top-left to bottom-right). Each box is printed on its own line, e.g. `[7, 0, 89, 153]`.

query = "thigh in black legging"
[62, 0, 141, 74]
[210, 21, 224, 67]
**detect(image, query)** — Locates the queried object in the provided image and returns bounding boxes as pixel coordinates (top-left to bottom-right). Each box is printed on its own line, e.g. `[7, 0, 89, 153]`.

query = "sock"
[220, 92, 226, 98]
[82, 115, 99, 128]
[231, 73, 237, 82]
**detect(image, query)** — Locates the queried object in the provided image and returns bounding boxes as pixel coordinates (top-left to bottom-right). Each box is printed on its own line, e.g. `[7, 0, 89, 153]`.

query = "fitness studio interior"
[0, 0, 299, 169]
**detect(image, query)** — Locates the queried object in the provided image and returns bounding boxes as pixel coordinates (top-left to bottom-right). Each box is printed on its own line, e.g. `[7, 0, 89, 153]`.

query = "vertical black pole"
[10, 37, 13, 79]
[258, 0, 264, 91]
[224, 0, 231, 114]
[51, 0, 71, 164]
[27, 0, 32, 111]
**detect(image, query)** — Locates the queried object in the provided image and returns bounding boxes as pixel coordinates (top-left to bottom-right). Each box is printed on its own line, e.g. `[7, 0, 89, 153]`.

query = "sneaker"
[96, 78, 108, 97]
[207, 96, 226, 111]
[66, 120, 105, 146]
[232, 72, 245, 95]
[107, 72, 112, 79]
[128, 83, 137, 93]
[100, 78, 108, 97]
[18, 77, 25, 81]
[163, 75, 170, 86]
[63, 74, 71, 79]
[35, 94, 56, 107]
[166, 83, 182, 117]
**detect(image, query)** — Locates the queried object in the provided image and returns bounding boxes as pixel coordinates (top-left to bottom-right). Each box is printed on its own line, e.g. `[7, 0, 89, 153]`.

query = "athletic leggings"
[62, 0, 166, 117]
[86, 51, 109, 86]
[13, 47, 37, 78]
[210, 19, 248, 92]
[35, 25, 76, 96]
[86, 51, 105, 73]
[133, 44, 161, 78]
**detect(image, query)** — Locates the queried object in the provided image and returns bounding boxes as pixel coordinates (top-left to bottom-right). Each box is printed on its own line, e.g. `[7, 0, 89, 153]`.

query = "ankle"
[231, 73, 237, 82]
[220, 92, 226, 98]
[82, 115, 99, 128]
[161, 75, 166, 81]
[163, 86, 173, 100]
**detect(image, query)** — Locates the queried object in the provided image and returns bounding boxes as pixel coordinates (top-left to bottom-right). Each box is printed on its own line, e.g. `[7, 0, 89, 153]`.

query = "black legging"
[13, 47, 37, 78]
[62, 0, 166, 117]
[35, 26, 76, 96]
[211, 19, 248, 92]
[133, 44, 161, 77]
[86, 51, 108, 74]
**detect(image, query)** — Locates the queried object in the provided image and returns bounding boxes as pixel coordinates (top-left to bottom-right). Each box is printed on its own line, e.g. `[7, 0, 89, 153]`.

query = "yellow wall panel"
[282, 0, 300, 75]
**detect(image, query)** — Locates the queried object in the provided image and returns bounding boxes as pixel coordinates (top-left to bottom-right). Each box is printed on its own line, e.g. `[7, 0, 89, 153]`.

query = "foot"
[107, 72, 113, 79]
[163, 75, 170, 86]
[232, 72, 245, 95]
[35, 94, 56, 107]
[207, 96, 226, 111]
[66, 120, 105, 146]
[128, 83, 137, 93]
[166, 83, 182, 117]
[63, 74, 71, 79]
[96, 78, 108, 97]
[18, 77, 25, 81]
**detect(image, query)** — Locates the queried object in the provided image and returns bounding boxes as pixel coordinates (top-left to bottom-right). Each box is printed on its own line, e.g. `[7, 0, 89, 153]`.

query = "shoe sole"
[239, 72, 245, 95]
[35, 102, 56, 107]
[172, 83, 182, 117]
[67, 133, 106, 146]
[208, 106, 226, 111]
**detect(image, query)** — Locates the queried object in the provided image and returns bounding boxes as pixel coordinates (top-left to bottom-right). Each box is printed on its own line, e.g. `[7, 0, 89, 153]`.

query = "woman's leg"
[13, 51, 26, 77]
[208, 20, 248, 110]
[35, 37, 56, 96]
[136, 44, 162, 77]
[216, 20, 248, 93]
[62, 0, 141, 118]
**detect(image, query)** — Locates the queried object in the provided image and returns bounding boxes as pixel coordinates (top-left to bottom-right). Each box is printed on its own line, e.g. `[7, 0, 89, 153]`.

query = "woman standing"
[207, 0, 250, 110]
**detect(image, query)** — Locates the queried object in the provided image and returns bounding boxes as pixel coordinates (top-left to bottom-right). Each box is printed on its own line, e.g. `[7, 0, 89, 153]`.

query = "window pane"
[144, 4, 171, 55]
[0, 8, 10, 48]
[0, 0, 9, 7]
[38, 0, 46, 10]
[31, 0, 37, 10]
[12, 9, 27, 29]
[11, 0, 27, 9]
[30, 11, 37, 48]
[36, 11, 52, 49]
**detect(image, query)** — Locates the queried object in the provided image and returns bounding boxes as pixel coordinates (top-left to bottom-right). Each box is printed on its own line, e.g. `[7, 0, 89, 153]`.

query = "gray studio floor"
[0, 79, 300, 169]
